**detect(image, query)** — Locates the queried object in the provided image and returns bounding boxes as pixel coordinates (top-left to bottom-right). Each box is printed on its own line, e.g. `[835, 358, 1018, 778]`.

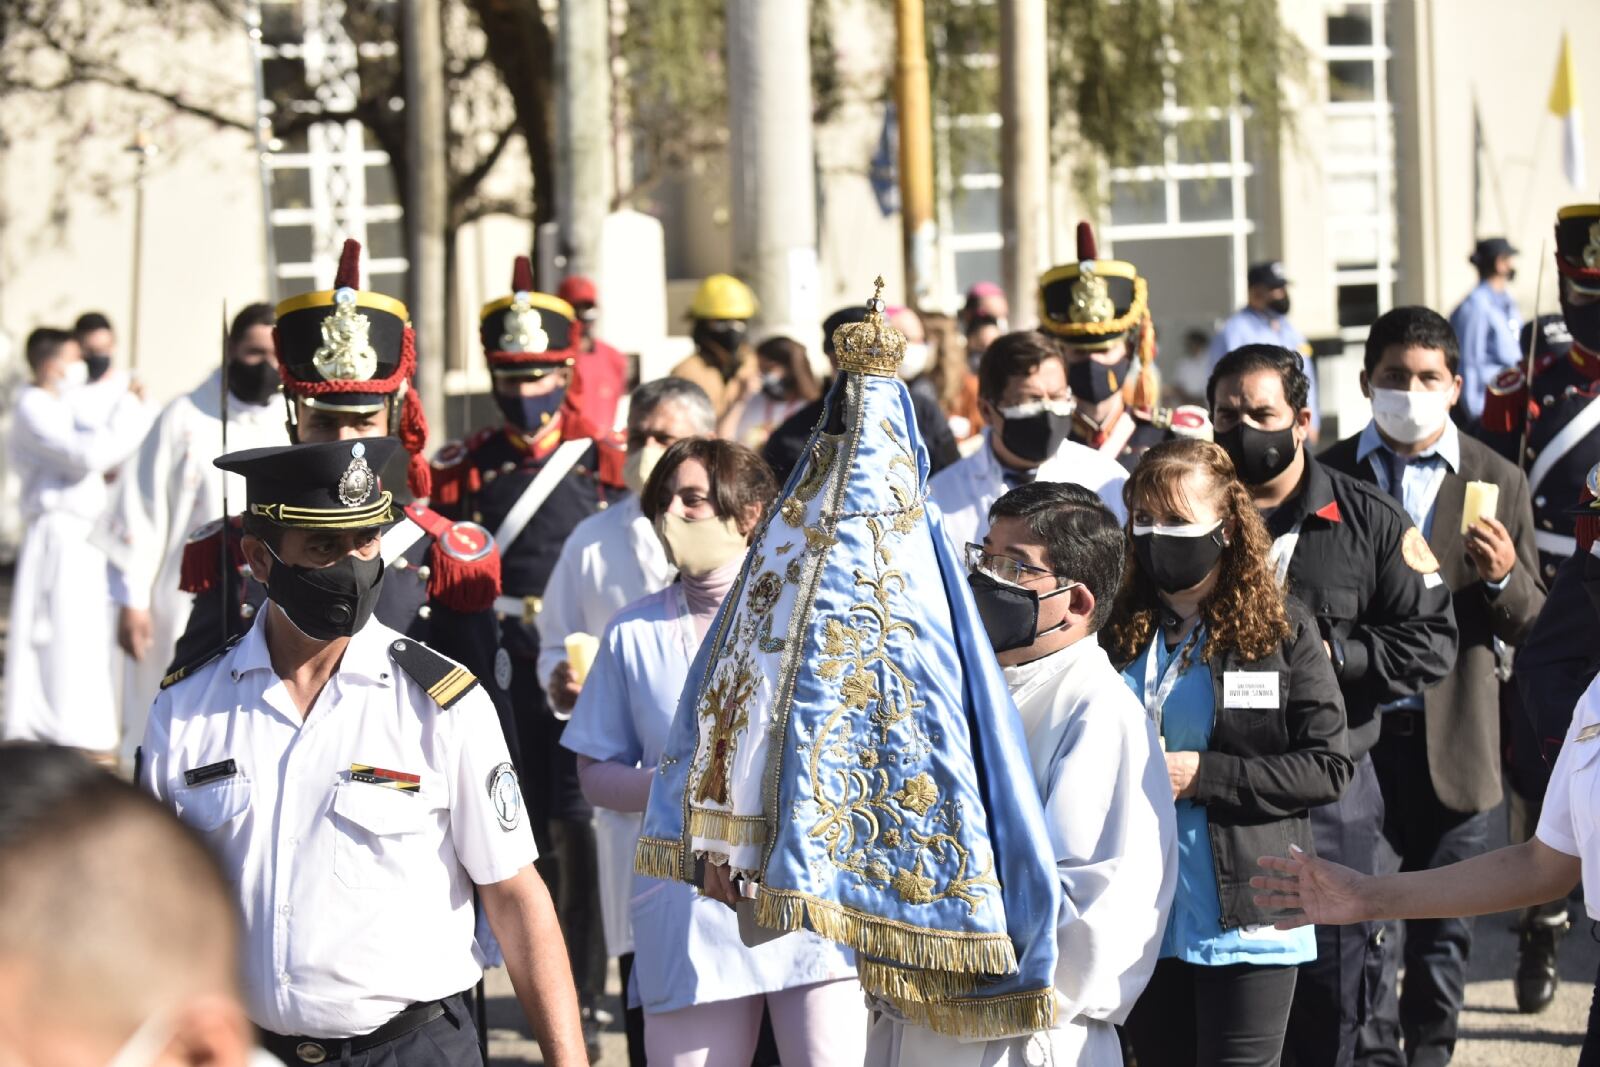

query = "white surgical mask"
[657, 512, 749, 577]
[624, 440, 667, 496]
[897, 342, 931, 381]
[1370, 387, 1451, 444]
[58, 360, 89, 389]
[1130, 519, 1224, 538]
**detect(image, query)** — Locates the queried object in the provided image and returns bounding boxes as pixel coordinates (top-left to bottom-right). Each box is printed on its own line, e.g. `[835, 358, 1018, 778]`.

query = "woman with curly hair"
[1106, 438, 1354, 1067]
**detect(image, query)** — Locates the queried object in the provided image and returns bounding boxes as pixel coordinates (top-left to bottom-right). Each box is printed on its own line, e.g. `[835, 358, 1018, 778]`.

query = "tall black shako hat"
[1037, 222, 1148, 350]
[273, 239, 433, 498]
[215, 437, 402, 531]
[480, 256, 578, 380]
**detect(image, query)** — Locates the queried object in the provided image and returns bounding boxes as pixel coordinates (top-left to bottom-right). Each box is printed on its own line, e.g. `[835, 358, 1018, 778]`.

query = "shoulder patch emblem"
[439, 520, 494, 563]
[1167, 404, 1213, 440]
[389, 638, 479, 709]
[431, 440, 468, 470]
[494, 647, 513, 690]
[185, 518, 224, 545]
[160, 635, 243, 690]
[1401, 526, 1440, 575]
[488, 761, 522, 831]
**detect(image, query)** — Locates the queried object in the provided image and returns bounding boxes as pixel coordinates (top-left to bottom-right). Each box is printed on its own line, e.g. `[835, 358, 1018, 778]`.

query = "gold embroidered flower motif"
[857, 748, 879, 768]
[867, 858, 893, 883]
[823, 618, 856, 657]
[891, 860, 936, 905]
[781, 497, 806, 527]
[840, 670, 881, 710]
[881, 828, 901, 848]
[892, 773, 938, 816]
[748, 572, 783, 616]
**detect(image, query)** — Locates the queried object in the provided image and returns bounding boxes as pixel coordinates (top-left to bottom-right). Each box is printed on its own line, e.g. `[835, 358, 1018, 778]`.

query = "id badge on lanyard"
[1142, 628, 1199, 744]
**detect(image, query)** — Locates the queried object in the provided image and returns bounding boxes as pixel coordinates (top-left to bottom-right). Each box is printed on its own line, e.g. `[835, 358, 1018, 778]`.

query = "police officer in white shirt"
[138, 437, 587, 1067]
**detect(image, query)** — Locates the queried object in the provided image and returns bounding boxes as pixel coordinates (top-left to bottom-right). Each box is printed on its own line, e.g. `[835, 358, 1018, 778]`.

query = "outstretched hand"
[1250, 844, 1372, 930]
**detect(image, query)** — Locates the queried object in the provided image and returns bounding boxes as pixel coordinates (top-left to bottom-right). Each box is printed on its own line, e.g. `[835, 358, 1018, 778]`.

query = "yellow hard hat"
[689, 273, 758, 320]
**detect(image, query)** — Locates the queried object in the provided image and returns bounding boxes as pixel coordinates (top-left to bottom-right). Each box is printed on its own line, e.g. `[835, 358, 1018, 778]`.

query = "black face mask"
[694, 321, 748, 376]
[1267, 295, 1292, 316]
[1134, 526, 1226, 594]
[84, 353, 112, 382]
[1067, 355, 1131, 405]
[496, 388, 566, 431]
[1215, 422, 1299, 486]
[265, 547, 385, 641]
[229, 359, 282, 406]
[967, 570, 1071, 654]
[998, 406, 1074, 466]
[1562, 294, 1600, 353]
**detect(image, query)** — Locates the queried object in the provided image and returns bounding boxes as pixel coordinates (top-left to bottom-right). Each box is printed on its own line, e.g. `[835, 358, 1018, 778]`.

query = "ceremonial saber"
[221, 302, 231, 643]
[1516, 240, 1548, 474]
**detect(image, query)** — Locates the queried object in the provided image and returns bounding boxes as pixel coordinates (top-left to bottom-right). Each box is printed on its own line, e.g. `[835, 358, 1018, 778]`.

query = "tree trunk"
[403, 0, 449, 439]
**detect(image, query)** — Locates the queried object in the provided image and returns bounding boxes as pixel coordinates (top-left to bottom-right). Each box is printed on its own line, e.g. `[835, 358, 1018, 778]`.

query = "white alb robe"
[866, 636, 1177, 1067]
[928, 432, 1129, 559]
[93, 367, 284, 762]
[5, 384, 148, 749]
[537, 493, 675, 957]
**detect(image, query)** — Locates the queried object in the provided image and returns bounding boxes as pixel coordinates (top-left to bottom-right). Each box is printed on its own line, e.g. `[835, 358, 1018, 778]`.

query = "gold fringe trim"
[856, 957, 984, 1003]
[634, 836, 685, 881]
[885, 986, 1058, 1040]
[754, 886, 1018, 976]
[687, 806, 768, 847]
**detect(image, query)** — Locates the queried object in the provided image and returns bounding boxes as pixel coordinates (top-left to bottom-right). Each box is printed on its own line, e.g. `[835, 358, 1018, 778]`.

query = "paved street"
[0, 563, 1590, 1064]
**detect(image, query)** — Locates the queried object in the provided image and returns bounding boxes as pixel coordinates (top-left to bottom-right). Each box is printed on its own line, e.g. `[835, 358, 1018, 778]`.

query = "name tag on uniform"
[184, 759, 238, 787]
[1223, 671, 1279, 709]
[1577, 724, 1600, 744]
[350, 763, 422, 793]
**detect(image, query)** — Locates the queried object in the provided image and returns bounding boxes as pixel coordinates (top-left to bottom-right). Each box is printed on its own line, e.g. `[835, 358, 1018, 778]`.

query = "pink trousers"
[642, 977, 868, 1067]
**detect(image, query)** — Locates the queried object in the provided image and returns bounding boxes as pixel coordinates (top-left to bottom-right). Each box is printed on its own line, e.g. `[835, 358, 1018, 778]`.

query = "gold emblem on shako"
[314, 287, 380, 382]
[338, 441, 376, 507]
[499, 291, 549, 354]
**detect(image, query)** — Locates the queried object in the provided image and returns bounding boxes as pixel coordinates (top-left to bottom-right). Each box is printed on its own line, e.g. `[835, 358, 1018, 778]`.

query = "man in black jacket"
[1207, 344, 1457, 1067]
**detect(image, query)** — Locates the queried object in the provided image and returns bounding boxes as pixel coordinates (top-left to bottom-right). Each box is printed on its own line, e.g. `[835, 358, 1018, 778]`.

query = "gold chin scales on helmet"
[832, 276, 907, 377]
[1036, 221, 1149, 352]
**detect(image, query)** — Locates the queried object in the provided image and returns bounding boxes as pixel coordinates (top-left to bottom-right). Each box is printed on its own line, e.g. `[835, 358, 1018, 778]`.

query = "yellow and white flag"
[1550, 31, 1585, 190]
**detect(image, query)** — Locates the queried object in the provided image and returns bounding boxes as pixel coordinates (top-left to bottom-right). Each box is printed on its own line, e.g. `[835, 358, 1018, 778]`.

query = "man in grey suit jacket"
[1322, 306, 1546, 1067]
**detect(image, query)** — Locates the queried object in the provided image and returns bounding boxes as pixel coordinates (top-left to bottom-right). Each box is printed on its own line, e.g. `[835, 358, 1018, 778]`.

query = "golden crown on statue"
[832, 276, 906, 377]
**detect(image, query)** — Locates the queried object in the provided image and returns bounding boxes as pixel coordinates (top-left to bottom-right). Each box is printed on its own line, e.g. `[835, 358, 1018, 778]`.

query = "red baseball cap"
[558, 275, 598, 306]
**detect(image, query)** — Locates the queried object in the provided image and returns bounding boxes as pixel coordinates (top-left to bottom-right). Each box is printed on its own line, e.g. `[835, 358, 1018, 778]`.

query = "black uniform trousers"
[1284, 755, 1386, 1067]
[1357, 725, 1490, 1067]
[1582, 956, 1600, 1067]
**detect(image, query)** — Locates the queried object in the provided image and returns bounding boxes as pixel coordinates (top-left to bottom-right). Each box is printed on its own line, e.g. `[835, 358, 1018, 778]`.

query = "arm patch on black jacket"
[388, 638, 479, 709]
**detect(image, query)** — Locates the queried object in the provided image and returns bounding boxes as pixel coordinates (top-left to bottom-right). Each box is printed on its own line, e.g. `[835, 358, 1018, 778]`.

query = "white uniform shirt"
[928, 432, 1128, 559]
[139, 610, 538, 1039]
[1537, 674, 1600, 919]
[536, 495, 674, 691]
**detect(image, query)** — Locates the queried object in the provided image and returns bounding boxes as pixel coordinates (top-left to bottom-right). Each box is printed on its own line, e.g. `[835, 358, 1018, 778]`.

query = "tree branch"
[449, 119, 517, 204]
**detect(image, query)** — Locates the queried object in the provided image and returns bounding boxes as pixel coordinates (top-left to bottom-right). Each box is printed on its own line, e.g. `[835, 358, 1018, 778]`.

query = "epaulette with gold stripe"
[388, 638, 479, 710]
[160, 635, 243, 690]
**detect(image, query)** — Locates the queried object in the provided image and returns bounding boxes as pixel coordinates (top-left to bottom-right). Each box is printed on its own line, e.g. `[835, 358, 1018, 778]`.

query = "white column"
[727, 0, 820, 336]
[999, 0, 1050, 325]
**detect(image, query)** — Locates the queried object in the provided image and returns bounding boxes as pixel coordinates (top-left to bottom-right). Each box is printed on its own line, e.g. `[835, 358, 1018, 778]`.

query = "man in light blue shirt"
[1209, 261, 1320, 436]
[1449, 237, 1521, 425]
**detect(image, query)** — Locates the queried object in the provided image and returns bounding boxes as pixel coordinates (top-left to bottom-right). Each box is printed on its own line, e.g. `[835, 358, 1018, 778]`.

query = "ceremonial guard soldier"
[431, 255, 624, 1039]
[1038, 222, 1211, 469]
[141, 437, 587, 1067]
[172, 241, 515, 759]
[1480, 205, 1600, 1013]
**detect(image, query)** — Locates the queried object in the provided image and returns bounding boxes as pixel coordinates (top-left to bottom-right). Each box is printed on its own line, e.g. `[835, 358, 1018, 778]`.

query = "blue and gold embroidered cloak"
[636, 290, 1061, 1038]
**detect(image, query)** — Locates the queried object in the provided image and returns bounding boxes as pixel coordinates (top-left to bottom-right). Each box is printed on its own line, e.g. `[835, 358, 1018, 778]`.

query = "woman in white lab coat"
[559, 438, 863, 1067]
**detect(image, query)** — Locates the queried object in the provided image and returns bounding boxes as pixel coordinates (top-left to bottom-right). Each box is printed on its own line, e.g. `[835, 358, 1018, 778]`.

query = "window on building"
[1323, 0, 1396, 341]
[251, 0, 407, 303]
